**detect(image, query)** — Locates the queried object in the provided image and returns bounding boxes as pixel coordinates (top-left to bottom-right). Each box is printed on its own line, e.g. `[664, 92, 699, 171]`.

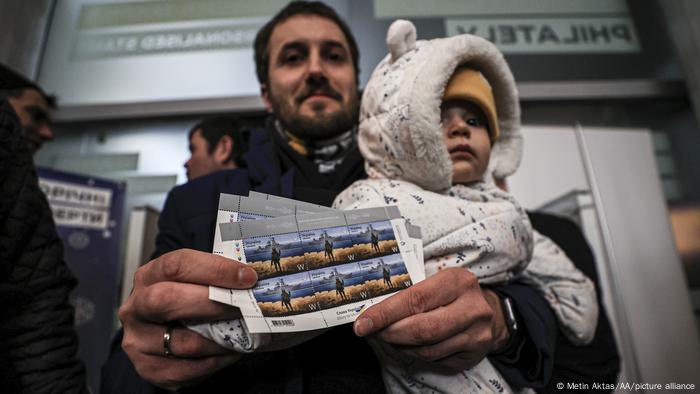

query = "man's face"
[184, 129, 220, 181]
[7, 88, 53, 154]
[262, 15, 358, 140]
[441, 100, 492, 185]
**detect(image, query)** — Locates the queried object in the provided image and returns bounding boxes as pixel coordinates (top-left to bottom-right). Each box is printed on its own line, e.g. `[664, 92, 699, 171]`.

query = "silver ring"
[163, 325, 174, 357]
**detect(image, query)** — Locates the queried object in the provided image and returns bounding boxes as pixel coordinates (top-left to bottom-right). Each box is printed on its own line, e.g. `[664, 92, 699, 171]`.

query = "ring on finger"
[163, 324, 175, 357]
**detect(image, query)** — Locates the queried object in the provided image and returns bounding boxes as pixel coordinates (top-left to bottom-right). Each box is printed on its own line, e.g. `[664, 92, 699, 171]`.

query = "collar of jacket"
[274, 119, 358, 175]
[242, 120, 295, 198]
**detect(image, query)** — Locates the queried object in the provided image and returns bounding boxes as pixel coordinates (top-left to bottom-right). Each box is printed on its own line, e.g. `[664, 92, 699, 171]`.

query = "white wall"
[35, 118, 195, 185]
[509, 125, 700, 387]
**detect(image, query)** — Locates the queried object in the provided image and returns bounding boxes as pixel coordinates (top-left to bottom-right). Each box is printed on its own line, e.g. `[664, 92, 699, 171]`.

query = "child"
[332, 20, 598, 393]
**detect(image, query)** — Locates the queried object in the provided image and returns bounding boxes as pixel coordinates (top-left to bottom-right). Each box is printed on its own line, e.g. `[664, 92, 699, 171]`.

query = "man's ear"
[260, 84, 274, 113]
[214, 135, 234, 164]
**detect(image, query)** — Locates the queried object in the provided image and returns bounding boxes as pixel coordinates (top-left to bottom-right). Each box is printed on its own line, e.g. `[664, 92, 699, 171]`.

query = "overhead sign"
[445, 17, 640, 54]
[38, 0, 290, 106]
[74, 22, 261, 60]
[376, 0, 628, 18]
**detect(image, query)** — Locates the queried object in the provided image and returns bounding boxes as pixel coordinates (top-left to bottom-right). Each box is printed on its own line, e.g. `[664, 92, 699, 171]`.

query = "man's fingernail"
[238, 267, 257, 285]
[354, 317, 374, 337]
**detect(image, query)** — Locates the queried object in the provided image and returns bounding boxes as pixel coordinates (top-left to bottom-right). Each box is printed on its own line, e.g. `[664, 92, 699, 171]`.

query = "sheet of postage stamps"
[213, 192, 335, 254]
[209, 193, 425, 333]
[245, 191, 424, 263]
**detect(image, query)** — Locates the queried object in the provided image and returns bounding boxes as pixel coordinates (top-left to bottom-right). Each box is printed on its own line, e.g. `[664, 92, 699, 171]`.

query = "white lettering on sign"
[39, 178, 112, 230]
[39, 179, 112, 209]
[51, 205, 109, 230]
[73, 23, 261, 60]
[445, 17, 640, 54]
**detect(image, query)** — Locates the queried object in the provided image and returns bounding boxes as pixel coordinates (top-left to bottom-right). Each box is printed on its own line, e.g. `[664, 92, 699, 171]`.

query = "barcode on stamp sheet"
[271, 319, 295, 327]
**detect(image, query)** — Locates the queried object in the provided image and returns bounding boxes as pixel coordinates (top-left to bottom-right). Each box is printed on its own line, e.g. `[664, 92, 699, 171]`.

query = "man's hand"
[353, 267, 509, 371]
[118, 249, 258, 390]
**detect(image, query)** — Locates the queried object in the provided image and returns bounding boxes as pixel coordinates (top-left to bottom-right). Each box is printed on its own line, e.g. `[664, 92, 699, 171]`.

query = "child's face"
[441, 100, 492, 185]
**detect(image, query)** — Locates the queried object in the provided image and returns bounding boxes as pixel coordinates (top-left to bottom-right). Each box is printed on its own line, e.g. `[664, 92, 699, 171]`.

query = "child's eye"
[466, 118, 484, 127]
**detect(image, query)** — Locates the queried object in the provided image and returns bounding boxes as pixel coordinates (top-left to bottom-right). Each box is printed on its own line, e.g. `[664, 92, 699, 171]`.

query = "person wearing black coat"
[0, 93, 87, 392]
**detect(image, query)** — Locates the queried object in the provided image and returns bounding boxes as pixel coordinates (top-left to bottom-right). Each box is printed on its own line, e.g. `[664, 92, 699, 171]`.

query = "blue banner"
[37, 167, 126, 394]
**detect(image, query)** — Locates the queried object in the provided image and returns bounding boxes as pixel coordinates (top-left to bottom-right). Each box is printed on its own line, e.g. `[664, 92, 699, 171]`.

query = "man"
[0, 64, 87, 393]
[184, 116, 248, 181]
[382, 266, 392, 288]
[2, 69, 55, 154]
[335, 277, 346, 300]
[103, 2, 605, 392]
[324, 237, 335, 262]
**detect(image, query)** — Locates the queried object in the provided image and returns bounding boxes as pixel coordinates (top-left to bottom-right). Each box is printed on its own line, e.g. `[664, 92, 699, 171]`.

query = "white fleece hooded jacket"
[334, 19, 598, 347]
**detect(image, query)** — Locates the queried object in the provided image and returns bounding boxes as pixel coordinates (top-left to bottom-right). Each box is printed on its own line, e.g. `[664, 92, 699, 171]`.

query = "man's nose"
[306, 52, 327, 84]
[38, 124, 54, 141]
[308, 51, 323, 74]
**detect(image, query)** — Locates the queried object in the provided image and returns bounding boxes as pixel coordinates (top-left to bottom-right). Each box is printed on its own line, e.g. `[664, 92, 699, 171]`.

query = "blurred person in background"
[184, 116, 249, 181]
[0, 64, 87, 393]
[2, 67, 54, 155]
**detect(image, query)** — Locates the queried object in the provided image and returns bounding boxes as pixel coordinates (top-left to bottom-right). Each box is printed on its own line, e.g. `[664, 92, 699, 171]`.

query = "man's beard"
[269, 84, 358, 141]
[22, 127, 42, 155]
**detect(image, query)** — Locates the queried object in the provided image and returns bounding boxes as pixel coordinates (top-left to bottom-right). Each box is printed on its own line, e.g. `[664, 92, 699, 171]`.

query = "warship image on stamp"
[299, 225, 354, 270]
[243, 232, 304, 280]
[346, 220, 399, 261]
[253, 271, 315, 317]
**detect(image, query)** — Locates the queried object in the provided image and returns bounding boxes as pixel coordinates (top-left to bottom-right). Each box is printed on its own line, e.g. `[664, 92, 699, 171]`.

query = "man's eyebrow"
[321, 40, 348, 51]
[278, 41, 307, 55]
[278, 40, 348, 55]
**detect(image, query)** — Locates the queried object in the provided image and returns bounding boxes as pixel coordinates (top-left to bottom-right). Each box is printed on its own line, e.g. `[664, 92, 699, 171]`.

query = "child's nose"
[447, 116, 471, 138]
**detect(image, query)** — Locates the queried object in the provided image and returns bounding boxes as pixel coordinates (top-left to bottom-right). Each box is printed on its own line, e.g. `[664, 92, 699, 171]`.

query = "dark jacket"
[0, 100, 87, 393]
[102, 124, 563, 393]
[528, 212, 620, 393]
